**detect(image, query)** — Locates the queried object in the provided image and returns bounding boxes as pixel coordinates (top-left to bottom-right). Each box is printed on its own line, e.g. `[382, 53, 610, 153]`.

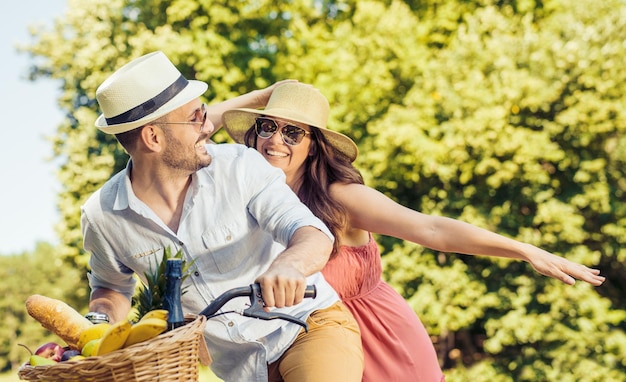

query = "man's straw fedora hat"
[95, 51, 208, 134]
[222, 83, 358, 162]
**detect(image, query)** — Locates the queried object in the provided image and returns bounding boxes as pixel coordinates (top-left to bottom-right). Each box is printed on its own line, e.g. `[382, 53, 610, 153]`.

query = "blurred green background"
[2, 0, 625, 381]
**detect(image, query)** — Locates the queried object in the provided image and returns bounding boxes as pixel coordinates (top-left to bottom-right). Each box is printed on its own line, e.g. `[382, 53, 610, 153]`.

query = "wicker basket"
[18, 314, 207, 382]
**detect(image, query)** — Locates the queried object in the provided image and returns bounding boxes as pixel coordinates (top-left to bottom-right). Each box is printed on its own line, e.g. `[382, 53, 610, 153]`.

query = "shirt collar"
[112, 160, 133, 211]
[112, 160, 206, 212]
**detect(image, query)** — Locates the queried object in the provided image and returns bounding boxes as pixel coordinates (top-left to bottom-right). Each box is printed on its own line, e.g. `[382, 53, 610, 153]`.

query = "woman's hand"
[524, 244, 605, 286]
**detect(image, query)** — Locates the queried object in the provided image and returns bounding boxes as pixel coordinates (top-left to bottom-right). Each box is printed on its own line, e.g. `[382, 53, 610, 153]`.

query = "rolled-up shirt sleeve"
[82, 205, 137, 300]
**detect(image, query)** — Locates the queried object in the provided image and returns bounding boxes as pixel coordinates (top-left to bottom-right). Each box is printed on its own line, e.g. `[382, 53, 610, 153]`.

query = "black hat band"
[105, 75, 188, 125]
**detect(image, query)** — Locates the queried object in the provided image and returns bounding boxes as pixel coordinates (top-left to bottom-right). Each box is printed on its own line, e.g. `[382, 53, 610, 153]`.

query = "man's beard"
[161, 129, 212, 173]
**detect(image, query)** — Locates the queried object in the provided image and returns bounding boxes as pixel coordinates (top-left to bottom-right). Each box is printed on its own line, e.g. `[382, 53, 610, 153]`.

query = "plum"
[60, 349, 81, 362]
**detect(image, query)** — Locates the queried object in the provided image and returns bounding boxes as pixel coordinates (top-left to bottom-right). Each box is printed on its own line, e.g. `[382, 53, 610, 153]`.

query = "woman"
[221, 83, 605, 382]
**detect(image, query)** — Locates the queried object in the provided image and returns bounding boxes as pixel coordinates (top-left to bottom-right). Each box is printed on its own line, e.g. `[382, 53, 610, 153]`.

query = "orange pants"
[268, 301, 364, 382]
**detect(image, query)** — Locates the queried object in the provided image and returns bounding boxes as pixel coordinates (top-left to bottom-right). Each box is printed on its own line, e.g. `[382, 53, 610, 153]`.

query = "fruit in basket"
[34, 342, 65, 362]
[123, 317, 168, 347]
[29, 354, 58, 366]
[140, 309, 169, 321]
[81, 339, 100, 357]
[60, 349, 82, 361]
[77, 322, 111, 351]
[132, 247, 194, 321]
[96, 320, 132, 356]
[25, 294, 93, 350]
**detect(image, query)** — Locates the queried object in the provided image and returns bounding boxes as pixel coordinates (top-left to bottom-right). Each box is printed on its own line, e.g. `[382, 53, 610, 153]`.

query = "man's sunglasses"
[255, 117, 311, 146]
[159, 103, 208, 134]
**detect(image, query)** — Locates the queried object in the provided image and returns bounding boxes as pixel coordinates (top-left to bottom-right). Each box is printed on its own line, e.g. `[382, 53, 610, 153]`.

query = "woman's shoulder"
[329, 182, 372, 201]
[328, 183, 373, 217]
[329, 181, 360, 191]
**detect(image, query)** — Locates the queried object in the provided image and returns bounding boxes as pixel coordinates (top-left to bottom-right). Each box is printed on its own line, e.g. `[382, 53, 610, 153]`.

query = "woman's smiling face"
[254, 117, 312, 185]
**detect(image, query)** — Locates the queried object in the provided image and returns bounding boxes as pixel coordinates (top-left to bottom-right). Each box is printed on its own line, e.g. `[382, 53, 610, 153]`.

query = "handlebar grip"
[304, 285, 316, 299]
[200, 284, 318, 319]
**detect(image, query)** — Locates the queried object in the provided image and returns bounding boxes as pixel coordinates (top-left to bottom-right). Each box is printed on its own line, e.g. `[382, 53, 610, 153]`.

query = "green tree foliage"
[0, 243, 88, 373]
[26, 0, 304, 266]
[17, 0, 625, 380]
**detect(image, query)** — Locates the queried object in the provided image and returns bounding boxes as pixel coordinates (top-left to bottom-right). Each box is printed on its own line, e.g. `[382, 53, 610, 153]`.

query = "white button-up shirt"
[82, 144, 339, 381]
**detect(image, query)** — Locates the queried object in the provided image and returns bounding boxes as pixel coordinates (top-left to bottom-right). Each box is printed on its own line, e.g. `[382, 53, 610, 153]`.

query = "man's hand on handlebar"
[198, 283, 317, 332]
[255, 265, 308, 309]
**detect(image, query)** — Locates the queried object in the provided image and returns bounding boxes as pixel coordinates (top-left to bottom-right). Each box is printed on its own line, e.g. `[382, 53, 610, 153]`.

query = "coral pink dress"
[321, 234, 445, 382]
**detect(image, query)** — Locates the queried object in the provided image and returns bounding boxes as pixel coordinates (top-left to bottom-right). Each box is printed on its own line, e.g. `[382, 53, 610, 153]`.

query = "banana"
[140, 309, 169, 322]
[96, 320, 132, 356]
[77, 323, 111, 351]
[81, 339, 100, 357]
[123, 318, 168, 348]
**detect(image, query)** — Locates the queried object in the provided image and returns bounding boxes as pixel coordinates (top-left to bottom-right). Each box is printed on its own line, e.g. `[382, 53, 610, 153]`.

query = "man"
[82, 51, 363, 381]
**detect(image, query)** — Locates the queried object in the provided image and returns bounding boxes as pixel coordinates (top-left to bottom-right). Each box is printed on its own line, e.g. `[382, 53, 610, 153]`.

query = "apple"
[34, 342, 65, 362]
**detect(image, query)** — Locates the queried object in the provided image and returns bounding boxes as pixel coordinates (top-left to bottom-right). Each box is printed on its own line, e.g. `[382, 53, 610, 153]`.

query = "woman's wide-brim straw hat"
[222, 83, 359, 162]
[95, 51, 208, 134]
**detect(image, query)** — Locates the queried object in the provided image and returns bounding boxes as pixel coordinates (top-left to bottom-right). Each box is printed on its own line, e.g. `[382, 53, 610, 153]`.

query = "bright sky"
[0, 0, 67, 254]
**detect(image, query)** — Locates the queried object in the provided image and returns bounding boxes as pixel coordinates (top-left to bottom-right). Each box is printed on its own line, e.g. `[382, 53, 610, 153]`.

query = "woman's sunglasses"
[255, 117, 310, 146]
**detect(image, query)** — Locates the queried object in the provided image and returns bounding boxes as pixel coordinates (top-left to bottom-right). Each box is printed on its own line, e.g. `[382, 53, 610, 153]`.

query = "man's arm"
[255, 226, 333, 309]
[89, 287, 132, 323]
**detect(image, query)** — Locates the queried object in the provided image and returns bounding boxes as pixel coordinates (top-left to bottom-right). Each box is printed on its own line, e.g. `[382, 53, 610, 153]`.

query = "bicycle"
[199, 283, 317, 332]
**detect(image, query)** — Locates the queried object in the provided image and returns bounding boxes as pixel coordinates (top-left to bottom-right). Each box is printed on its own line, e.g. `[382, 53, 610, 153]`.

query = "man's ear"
[140, 124, 164, 152]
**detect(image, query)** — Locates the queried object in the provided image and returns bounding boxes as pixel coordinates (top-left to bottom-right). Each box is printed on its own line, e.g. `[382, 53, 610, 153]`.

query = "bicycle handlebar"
[198, 283, 317, 332]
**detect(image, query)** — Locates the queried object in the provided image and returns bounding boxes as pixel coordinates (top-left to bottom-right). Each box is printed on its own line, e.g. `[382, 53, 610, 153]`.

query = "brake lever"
[242, 283, 310, 332]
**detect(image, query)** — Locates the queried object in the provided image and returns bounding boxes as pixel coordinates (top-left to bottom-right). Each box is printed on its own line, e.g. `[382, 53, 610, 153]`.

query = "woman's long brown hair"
[244, 125, 363, 257]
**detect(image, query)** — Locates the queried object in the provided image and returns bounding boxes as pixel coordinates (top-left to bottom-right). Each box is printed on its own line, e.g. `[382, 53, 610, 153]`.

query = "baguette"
[25, 294, 93, 350]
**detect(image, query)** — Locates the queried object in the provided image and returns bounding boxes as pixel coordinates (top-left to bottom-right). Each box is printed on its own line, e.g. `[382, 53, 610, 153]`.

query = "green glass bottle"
[163, 258, 185, 330]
